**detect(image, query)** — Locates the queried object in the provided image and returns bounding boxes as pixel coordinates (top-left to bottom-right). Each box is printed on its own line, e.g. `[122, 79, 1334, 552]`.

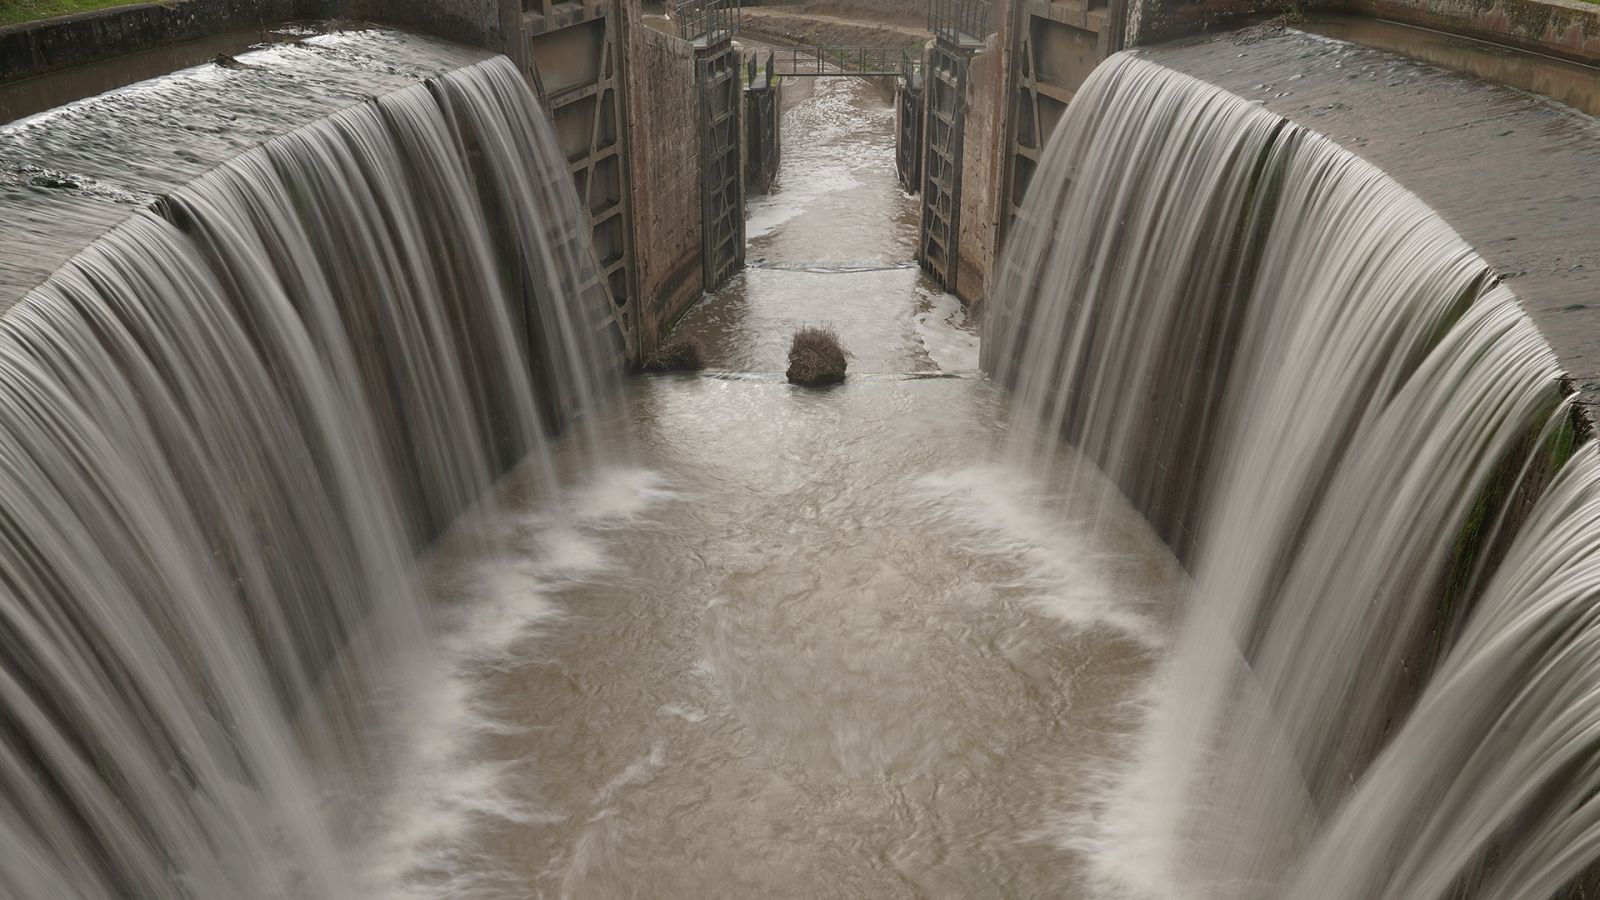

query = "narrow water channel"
[381, 74, 1187, 899]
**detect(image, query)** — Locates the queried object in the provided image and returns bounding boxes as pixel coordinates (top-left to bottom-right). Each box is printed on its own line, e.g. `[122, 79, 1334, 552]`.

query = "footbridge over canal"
[762, 46, 921, 78]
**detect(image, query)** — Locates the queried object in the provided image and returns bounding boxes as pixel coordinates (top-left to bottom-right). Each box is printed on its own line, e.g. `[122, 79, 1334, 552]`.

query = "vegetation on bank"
[0, 0, 136, 28]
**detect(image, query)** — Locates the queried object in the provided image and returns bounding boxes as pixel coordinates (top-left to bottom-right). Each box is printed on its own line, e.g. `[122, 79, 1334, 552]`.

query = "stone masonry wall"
[954, 36, 1005, 310]
[626, 22, 705, 354]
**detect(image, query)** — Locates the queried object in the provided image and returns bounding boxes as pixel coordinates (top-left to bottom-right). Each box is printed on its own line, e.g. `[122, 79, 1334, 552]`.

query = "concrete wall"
[347, 0, 519, 54]
[0, 0, 533, 82]
[0, 0, 337, 81]
[626, 22, 706, 354]
[1348, 0, 1600, 65]
[1124, 0, 1600, 61]
[953, 36, 1005, 309]
[1124, 0, 1298, 45]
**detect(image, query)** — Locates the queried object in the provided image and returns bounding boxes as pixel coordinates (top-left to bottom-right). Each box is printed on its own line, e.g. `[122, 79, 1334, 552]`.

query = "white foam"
[592, 741, 667, 808]
[566, 466, 680, 526]
[909, 466, 1168, 648]
[658, 703, 708, 724]
[914, 287, 982, 373]
[360, 466, 681, 900]
[745, 163, 863, 239]
[1046, 676, 1184, 900]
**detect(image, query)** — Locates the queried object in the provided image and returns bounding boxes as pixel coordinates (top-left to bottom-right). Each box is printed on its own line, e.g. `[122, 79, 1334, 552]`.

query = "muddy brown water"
[381, 75, 1188, 899]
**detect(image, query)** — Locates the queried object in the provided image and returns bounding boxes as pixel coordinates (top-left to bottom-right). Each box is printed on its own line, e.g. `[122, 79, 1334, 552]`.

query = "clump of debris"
[786, 325, 848, 387]
[642, 333, 706, 373]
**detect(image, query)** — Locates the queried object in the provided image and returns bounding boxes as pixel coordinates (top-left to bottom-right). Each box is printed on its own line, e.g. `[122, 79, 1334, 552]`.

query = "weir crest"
[0, 53, 611, 898]
[988, 52, 1599, 898]
[0, 10, 1598, 898]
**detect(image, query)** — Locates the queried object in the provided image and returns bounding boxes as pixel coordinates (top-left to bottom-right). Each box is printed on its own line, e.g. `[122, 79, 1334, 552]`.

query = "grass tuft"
[642, 333, 706, 373]
[786, 325, 848, 386]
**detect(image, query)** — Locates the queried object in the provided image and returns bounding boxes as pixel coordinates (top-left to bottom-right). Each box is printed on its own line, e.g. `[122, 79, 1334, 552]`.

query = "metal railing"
[673, 0, 740, 46]
[745, 52, 777, 89]
[765, 46, 920, 79]
[928, 0, 993, 46]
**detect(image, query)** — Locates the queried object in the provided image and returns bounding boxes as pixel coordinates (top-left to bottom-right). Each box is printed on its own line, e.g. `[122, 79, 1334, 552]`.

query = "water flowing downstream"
[0, 48, 610, 899]
[0, 46, 1189, 899]
[988, 53, 1600, 899]
[412, 74, 1185, 899]
[3, 19, 1600, 900]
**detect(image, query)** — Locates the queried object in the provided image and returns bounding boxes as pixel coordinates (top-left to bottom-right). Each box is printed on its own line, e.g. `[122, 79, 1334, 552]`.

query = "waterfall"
[988, 53, 1600, 898]
[0, 55, 611, 898]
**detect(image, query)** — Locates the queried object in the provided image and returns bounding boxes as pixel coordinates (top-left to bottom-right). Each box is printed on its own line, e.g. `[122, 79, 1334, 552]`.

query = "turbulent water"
[400, 75, 1185, 898]
[0, 46, 611, 899]
[0, 42, 1191, 899]
[6, 20, 1600, 900]
[988, 52, 1600, 899]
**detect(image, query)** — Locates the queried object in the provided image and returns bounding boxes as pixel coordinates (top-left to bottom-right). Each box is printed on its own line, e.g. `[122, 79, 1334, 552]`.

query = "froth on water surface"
[989, 48, 1600, 900]
[0, 41, 611, 898]
[409, 376, 1186, 900]
[376, 74, 1188, 899]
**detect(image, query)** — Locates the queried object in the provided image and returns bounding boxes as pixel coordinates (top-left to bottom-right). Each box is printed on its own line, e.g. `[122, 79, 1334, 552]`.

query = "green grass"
[0, 0, 148, 28]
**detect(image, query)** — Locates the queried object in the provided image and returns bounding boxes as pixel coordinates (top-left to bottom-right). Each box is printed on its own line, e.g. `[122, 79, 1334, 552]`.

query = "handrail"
[673, 0, 740, 46]
[928, 0, 993, 46]
[763, 46, 921, 79]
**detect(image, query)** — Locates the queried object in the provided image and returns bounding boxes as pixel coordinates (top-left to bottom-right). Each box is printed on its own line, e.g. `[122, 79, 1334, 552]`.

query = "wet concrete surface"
[0, 27, 487, 308]
[1145, 29, 1600, 411]
[0, 24, 319, 126]
[1304, 14, 1600, 116]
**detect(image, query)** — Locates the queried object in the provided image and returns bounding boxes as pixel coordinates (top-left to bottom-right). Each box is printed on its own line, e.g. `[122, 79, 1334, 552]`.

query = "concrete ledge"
[0, 0, 517, 87]
[1130, 0, 1321, 45]
[0, 28, 489, 306]
[1127, 0, 1600, 67]
[1349, 0, 1600, 65]
[1143, 29, 1600, 412]
[1302, 14, 1600, 116]
[0, 0, 341, 83]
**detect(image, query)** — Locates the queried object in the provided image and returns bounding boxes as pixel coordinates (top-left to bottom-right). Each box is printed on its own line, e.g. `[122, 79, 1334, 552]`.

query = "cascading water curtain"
[0, 57, 613, 899]
[987, 52, 1600, 900]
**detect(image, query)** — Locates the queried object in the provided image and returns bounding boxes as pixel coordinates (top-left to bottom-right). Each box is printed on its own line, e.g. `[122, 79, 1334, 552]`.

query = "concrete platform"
[0, 28, 488, 310]
[1143, 28, 1600, 411]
